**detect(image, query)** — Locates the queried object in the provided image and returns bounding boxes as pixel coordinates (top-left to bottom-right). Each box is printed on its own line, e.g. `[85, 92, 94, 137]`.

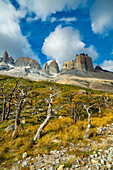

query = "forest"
[0, 75, 113, 168]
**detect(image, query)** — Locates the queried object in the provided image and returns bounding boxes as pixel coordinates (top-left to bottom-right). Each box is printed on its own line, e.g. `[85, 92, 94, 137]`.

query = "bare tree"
[12, 89, 30, 138]
[104, 93, 108, 107]
[33, 92, 60, 142]
[6, 80, 18, 119]
[83, 104, 94, 139]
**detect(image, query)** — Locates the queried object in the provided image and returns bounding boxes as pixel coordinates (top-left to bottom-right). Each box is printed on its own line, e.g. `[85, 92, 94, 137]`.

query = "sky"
[0, 0, 113, 71]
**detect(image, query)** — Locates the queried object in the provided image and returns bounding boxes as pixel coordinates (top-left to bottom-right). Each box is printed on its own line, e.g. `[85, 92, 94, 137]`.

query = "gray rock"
[22, 161, 28, 167]
[22, 152, 27, 159]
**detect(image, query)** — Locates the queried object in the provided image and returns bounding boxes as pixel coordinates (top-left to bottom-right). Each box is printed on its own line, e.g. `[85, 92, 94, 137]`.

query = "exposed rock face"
[0, 62, 10, 70]
[15, 57, 41, 70]
[85, 54, 94, 71]
[62, 60, 76, 71]
[49, 60, 59, 74]
[95, 65, 113, 74]
[62, 53, 94, 72]
[42, 63, 49, 71]
[2, 51, 14, 65]
[76, 54, 86, 71]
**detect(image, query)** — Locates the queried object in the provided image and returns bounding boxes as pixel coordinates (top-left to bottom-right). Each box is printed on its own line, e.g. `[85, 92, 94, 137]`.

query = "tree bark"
[33, 94, 52, 142]
[2, 98, 6, 120]
[85, 112, 91, 139]
[12, 99, 23, 138]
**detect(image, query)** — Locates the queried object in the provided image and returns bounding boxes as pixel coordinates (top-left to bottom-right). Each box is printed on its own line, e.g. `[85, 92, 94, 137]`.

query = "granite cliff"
[62, 53, 94, 72]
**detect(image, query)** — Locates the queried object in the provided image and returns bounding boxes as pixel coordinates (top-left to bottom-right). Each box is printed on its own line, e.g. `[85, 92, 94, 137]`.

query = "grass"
[0, 75, 113, 168]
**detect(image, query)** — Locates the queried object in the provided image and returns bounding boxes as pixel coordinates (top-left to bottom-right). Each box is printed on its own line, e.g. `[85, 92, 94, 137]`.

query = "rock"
[21, 119, 25, 124]
[62, 59, 76, 71]
[0, 62, 10, 70]
[15, 57, 41, 70]
[42, 63, 49, 71]
[30, 165, 35, 170]
[62, 53, 94, 72]
[91, 159, 98, 164]
[3, 51, 9, 63]
[49, 60, 59, 74]
[22, 161, 28, 167]
[5, 124, 15, 131]
[3, 51, 14, 64]
[22, 152, 27, 159]
[78, 90, 88, 95]
[57, 164, 64, 170]
[76, 53, 86, 71]
[95, 65, 103, 71]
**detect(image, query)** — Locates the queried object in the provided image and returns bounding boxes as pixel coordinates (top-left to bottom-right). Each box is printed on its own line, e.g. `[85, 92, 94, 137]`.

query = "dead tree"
[0, 80, 18, 120]
[6, 80, 18, 119]
[33, 92, 60, 142]
[1, 84, 7, 120]
[83, 104, 94, 139]
[12, 89, 30, 138]
[104, 94, 108, 107]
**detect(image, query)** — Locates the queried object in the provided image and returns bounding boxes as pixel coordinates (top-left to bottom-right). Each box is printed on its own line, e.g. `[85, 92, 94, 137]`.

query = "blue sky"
[0, 0, 113, 70]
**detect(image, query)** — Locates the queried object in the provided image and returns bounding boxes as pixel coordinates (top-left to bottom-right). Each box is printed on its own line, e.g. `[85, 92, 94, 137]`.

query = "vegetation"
[0, 75, 113, 168]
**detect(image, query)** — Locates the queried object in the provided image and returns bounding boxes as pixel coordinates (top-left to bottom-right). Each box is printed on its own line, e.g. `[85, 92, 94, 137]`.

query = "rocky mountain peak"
[3, 51, 14, 65]
[3, 51, 9, 63]
[62, 53, 94, 72]
[42, 62, 49, 71]
[15, 57, 41, 70]
[49, 60, 59, 74]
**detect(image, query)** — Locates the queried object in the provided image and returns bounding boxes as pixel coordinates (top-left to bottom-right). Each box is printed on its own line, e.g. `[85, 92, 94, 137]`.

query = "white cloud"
[17, 0, 87, 21]
[50, 17, 77, 23]
[42, 25, 98, 69]
[0, 0, 40, 62]
[90, 0, 113, 34]
[100, 60, 113, 72]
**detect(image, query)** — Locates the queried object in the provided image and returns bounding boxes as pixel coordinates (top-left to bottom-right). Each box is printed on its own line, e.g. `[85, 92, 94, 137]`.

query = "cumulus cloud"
[42, 25, 98, 69]
[100, 60, 113, 72]
[17, 0, 87, 21]
[0, 0, 39, 62]
[90, 0, 113, 34]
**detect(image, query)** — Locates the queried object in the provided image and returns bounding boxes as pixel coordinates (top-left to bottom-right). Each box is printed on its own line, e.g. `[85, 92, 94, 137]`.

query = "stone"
[30, 165, 35, 170]
[57, 164, 64, 170]
[22, 161, 28, 167]
[91, 159, 98, 164]
[22, 152, 27, 159]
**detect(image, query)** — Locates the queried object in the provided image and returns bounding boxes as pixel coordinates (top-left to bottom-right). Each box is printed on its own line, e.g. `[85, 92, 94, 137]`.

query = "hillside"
[0, 75, 113, 169]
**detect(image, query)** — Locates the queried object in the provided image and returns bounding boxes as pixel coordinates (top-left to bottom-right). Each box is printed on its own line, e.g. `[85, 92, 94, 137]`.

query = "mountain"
[0, 51, 113, 91]
[42, 60, 59, 74]
[62, 53, 94, 72]
[15, 57, 41, 70]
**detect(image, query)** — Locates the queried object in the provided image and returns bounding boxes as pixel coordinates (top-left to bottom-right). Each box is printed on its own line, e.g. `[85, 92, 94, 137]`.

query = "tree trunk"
[2, 99, 6, 120]
[85, 112, 91, 139]
[33, 101, 52, 142]
[12, 99, 23, 138]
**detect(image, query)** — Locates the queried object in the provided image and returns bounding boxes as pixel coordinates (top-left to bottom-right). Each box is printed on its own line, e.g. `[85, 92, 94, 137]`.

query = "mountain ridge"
[0, 51, 113, 92]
